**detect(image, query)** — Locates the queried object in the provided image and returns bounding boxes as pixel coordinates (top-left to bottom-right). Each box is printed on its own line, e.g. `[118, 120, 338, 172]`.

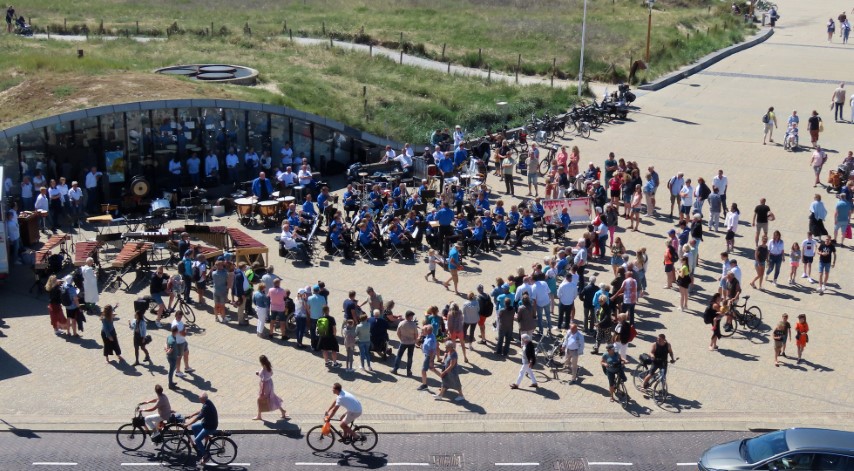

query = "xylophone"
[122, 229, 170, 243]
[108, 241, 152, 291]
[172, 226, 268, 265]
[74, 241, 102, 267]
[34, 233, 70, 270]
[227, 228, 268, 265]
[166, 240, 223, 263]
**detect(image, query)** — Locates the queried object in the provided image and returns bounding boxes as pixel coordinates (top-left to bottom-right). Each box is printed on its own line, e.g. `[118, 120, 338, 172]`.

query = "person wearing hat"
[442, 242, 464, 294]
[600, 343, 627, 402]
[510, 333, 538, 390]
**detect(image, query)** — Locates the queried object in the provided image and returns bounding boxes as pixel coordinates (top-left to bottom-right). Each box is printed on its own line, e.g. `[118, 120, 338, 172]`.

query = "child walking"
[424, 249, 443, 281]
[788, 242, 801, 285]
[780, 313, 792, 358]
[342, 319, 357, 372]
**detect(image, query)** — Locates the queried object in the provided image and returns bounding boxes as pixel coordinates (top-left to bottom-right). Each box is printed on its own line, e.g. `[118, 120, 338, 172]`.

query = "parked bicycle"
[306, 418, 378, 452]
[720, 295, 763, 337]
[533, 333, 564, 369]
[138, 290, 196, 325]
[160, 422, 238, 466]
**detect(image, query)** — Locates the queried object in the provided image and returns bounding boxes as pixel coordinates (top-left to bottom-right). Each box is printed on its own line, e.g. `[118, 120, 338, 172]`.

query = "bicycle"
[141, 291, 196, 325]
[115, 405, 184, 451]
[160, 422, 238, 466]
[306, 418, 378, 452]
[719, 295, 762, 338]
[536, 144, 560, 177]
[534, 333, 564, 369]
[633, 355, 677, 405]
[613, 366, 630, 408]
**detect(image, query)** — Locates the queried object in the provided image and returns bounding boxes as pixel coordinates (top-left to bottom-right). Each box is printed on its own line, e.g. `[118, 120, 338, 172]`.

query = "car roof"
[785, 428, 854, 452]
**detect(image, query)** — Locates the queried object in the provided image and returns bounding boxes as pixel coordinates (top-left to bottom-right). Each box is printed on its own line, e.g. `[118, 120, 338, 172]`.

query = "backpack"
[181, 259, 192, 277]
[316, 317, 331, 337]
[241, 272, 250, 292]
[72, 267, 84, 289]
[192, 265, 201, 282]
[703, 307, 717, 325]
[60, 286, 73, 307]
[762, 113, 769, 124]
[477, 293, 494, 317]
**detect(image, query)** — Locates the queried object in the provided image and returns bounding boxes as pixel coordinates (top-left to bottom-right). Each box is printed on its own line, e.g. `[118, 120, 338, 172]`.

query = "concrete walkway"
[2, 0, 852, 435]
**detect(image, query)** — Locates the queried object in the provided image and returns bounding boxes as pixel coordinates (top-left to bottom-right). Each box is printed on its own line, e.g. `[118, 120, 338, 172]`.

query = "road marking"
[120, 464, 160, 467]
[32, 464, 78, 467]
[294, 464, 337, 467]
[495, 464, 541, 466]
[676, 464, 697, 466]
[387, 464, 430, 467]
[588, 463, 633, 466]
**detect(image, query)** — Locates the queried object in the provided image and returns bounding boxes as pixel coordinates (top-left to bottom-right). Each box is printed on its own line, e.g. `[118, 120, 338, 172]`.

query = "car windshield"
[744, 431, 790, 463]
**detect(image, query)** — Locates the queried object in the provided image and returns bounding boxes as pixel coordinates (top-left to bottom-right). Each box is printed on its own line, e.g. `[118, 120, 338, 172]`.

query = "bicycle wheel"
[538, 158, 551, 177]
[579, 124, 591, 139]
[115, 424, 146, 451]
[653, 379, 669, 405]
[306, 425, 335, 452]
[160, 424, 187, 453]
[617, 380, 630, 408]
[159, 435, 192, 467]
[179, 301, 196, 325]
[744, 306, 763, 331]
[719, 314, 738, 338]
[632, 364, 649, 391]
[208, 436, 238, 465]
[351, 425, 378, 452]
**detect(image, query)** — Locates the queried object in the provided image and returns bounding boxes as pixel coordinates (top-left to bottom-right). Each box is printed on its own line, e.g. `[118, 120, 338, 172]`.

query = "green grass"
[18, 0, 753, 82]
[0, 34, 575, 143]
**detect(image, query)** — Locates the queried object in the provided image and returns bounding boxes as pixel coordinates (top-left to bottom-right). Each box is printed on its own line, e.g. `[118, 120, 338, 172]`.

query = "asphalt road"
[3, 430, 758, 471]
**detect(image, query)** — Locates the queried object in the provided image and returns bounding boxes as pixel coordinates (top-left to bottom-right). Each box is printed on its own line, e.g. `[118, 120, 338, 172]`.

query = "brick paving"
[1, 0, 853, 433]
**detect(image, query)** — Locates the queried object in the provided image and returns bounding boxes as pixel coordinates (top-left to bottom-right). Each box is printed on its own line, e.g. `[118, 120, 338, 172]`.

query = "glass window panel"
[0, 136, 19, 193]
[224, 109, 246, 154]
[72, 117, 102, 172]
[176, 107, 202, 158]
[332, 131, 352, 165]
[248, 111, 270, 155]
[101, 113, 126, 184]
[292, 120, 311, 164]
[46, 121, 77, 184]
[126, 111, 152, 184]
[201, 107, 225, 161]
[313, 125, 332, 171]
[270, 115, 290, 170]
[19, 128, 47, 183]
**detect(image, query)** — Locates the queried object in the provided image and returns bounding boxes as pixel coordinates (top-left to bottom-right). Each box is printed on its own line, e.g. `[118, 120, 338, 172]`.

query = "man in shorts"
[801, 232, 817, 283]
[817, 235, 837, 294]
[418, 324, 440, 391]
[810, 146, 827, 187]
[600, 344, 627, 402]
[325, 383, 362, 442]
[752, 198, 774, 247]
[833, 195, 852, 246]
[678, 178, 694, 224]
[666, 172, 684, 218]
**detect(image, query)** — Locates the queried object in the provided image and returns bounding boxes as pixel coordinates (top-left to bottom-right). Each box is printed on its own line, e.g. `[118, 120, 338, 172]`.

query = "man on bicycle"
[325, 383, 362, 443]
[185, 392, 218, 467]
[139, 384, 172, 442]
[642, 334, 675, 389]
[600, 344, 627, 402]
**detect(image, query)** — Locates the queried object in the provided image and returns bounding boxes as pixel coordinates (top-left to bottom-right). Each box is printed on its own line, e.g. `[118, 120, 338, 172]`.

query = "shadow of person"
[717, 348, 759, 361]
[798, 358, 834, 372]
[181, 373, 218, 392]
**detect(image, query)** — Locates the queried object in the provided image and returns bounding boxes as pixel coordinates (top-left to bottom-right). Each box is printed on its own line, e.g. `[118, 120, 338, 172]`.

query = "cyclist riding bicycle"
[185, 392, 218, 467]
[600, 343, 627, 402]
[139, 384, 173, 442]
[324, 382, 362, 443]
[642, 334, 675, 389]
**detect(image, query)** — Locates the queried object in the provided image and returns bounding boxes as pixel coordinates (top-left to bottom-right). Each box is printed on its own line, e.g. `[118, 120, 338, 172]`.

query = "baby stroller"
[15, 16, 33, 36]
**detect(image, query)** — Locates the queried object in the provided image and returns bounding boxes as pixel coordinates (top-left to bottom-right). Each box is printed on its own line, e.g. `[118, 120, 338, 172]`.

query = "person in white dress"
[82, 257, 99, 308]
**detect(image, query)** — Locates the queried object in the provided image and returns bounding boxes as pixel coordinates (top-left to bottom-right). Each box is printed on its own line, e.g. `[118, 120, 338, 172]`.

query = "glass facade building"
[0, 99, 399, 202]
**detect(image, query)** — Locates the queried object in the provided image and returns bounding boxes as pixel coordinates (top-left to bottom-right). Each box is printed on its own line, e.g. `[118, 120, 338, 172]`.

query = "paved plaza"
[1, 0, 853, 434]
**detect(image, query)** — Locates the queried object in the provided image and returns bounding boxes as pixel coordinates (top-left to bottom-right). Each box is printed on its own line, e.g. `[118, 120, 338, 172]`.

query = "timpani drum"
[234, 197, 257, 216]
[276, 197, 288, 213]
[427, 164, 438, 177]
[258, 200, 278, 218]
[150, 198, 171, 216]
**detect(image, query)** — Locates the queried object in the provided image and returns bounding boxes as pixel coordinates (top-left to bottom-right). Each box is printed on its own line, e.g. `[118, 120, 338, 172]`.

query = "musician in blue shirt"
[491, 214, 509, 248]
[251, 172, 274, 201]
[475, 193, 490, 213]
[357, 222, 383, 259]
[531, 198, 546, 220]
[453, 186, 465, 213]
[388, 218, 413, 258]
[392, 183, 407, 205]
[417, 180, 430, 198]
[368, 185, 383, 211]
[507, 206, 521, 229]
[494, 200, 507, 218]
[436, 203, 455, 256]
[404, 194, 421, 211]
[343, 184, 359, 221]
[436, 151, 454, 193]
[453, 144, 468, 169]
[546, 207, 571, 241]
[464, 218, 486, 255]
[511, 209, 535, 249]
[301, 194, 317, 219]
[330, 224, 353, 259]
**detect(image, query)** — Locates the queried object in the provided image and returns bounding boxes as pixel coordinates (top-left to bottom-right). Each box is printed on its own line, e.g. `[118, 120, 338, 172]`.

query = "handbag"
[819, 121, 824, 132]
[144, 335, 153, 345]
[846, 225, 852, 240]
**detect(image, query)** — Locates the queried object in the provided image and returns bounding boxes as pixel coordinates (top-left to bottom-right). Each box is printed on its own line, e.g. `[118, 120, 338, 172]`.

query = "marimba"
[34, 233, 70, 270]
[122, 229, 170, 243]
[108, 241, 152, 290]
[74, 241, 102, 268]
[172, 226, 268, 265]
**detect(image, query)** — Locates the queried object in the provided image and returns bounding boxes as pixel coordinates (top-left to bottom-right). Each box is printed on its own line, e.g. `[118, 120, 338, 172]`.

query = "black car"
[698, 428, 854, 470]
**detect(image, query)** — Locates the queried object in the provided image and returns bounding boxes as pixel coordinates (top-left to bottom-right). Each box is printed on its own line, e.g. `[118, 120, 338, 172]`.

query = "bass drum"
[130, 175, 150, 198]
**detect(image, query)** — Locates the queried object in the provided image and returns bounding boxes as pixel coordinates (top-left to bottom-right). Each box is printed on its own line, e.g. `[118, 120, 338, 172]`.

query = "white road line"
[386, 464, 430, 467]
[495, 464, 541, 467]
[676, 464, 697, 466]
[588, 463, 633, 466]
[120, 464, 160, 467]
[229, 464, 251, 467]
[32, 464, 78, 467]
[294, 464, 337, 467]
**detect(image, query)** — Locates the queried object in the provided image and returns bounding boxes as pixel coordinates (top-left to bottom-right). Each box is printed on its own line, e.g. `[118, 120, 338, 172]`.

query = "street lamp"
[645, 0, 655, 63]
[577, 0, 588, 98]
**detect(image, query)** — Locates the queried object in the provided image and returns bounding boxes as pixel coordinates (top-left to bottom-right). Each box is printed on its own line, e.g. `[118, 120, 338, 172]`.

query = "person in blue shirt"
[251, 172, 274, 201]
[357, 222, 383, 259]
[546, 207, 571, 241]
[507, 206, 521, 230]
[301, 194, 318, 219]
[317, 186, 331, 212]
[490, 214, 509, 248]
[556, 250, 569, 276]
[342, 184, 359, 222]
[404, 193, 421, 211]
[442, 242, 464, 294]
[481, 212, 495, 233]
[286, 206, 304, 231]
[368, 185, 383, 211]
[453, 186, 466, 213]
[531, 198, 546, 220]
[187, 152, 202, 186]
[511, 209, 536, 249]
[436, 202, 455, 256]
[475, 193, 490, 214]
[437, 151, 454, 193]
[494, 200, 507, 218]
[453, 143, 468, 170]
[464, 218, 486, 255]
[329, 224, 353, 259]
[388, 218, 414, 258]
[417, 180, 429, 198]
[677, 221, 690, 247]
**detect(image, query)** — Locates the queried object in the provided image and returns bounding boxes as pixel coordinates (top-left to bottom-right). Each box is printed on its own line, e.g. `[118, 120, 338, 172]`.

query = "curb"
[639, 27, 774, 92]
[3, 412, 852, 435]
